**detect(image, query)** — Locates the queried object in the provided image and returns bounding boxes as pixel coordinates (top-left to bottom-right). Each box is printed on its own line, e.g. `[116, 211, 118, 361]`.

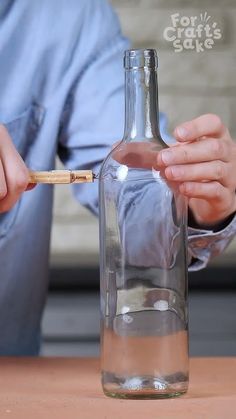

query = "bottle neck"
[123, 68, 160, 142]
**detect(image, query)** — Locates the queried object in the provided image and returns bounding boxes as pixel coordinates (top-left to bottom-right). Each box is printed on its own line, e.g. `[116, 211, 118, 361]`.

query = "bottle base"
[103, 388, 187, 400]
[102, 372, 188, 399]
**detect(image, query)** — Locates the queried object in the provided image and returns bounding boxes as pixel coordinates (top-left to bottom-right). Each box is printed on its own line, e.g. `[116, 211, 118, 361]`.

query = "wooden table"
[0, 358, 236, 418]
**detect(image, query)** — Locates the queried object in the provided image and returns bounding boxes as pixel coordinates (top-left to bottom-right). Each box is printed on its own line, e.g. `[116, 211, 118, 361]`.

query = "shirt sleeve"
[58, 0, 130, 214]
[187, 213, 236, 271]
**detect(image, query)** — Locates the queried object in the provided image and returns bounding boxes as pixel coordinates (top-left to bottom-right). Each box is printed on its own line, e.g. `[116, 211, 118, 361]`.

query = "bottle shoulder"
[100, 139, 168, 181]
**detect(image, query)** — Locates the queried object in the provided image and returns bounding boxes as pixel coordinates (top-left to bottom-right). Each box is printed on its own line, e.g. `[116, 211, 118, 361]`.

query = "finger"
[173, 114, 229, 143]
[165, 160, 229, 186]
[0, 166, 29, 212]
[0, 126, 29, 212]
[179, 181, 229, 201]
[25, 183, 37, 191]
[0, 160, 7, 200]
[157, 137, 229, 167]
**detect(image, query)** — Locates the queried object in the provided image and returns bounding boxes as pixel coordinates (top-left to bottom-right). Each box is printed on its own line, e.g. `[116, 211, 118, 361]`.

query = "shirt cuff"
[187, 212, 236, 271]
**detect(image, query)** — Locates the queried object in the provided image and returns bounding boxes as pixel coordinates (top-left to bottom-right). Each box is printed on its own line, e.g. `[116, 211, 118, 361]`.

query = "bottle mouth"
[124, 49, 158, 70]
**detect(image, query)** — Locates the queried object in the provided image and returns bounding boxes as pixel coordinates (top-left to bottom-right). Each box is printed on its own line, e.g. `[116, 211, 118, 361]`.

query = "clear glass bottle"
[99, 49, 188, 399]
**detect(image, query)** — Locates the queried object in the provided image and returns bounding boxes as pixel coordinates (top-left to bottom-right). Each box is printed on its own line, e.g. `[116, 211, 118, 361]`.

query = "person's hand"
[0, 125, 31, 213]
[157, 114, 236, 227]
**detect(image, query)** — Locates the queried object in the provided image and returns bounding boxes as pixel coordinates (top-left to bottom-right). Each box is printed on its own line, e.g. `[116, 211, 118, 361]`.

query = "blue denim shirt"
[0, 0, 235, 355]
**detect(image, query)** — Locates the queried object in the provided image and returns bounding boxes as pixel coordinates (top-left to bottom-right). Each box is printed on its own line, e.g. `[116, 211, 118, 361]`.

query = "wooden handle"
[29, 170, 94, 184]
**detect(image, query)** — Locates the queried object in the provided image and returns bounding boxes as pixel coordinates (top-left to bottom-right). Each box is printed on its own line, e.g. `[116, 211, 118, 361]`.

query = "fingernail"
[160, 150, 173, 165]
[169, 167, 184, 179]
[176, 126, 189, 139]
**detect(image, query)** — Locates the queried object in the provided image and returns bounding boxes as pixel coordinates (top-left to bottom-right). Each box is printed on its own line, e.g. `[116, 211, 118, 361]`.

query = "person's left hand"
[157, 114, 236, 227]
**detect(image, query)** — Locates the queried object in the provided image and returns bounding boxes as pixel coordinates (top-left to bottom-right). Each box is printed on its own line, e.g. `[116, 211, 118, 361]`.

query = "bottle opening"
[124, 49, 158, 70]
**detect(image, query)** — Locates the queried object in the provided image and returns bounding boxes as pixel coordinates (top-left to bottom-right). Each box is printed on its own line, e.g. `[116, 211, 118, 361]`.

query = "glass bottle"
[99, 49, 188, 399]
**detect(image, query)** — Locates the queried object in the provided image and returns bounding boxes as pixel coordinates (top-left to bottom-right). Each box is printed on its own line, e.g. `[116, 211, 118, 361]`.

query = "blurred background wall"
[42, 0, 236, 356]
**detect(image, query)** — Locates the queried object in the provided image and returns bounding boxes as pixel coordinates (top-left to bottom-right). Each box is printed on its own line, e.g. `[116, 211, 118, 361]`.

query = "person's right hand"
[0, 124, 31, 213]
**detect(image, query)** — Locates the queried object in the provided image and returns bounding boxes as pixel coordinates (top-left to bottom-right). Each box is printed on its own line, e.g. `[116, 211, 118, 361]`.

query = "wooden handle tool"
[29, 170, 95, 184]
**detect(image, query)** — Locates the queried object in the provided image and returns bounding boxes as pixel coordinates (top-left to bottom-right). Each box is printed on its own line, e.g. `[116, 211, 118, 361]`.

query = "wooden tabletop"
[0, 357, 236, 418]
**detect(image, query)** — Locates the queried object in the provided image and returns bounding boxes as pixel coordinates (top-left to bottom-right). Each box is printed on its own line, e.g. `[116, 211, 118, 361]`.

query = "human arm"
[57, 0, 129, 214]
[157, 114, 236, 226]
[157, 114, 236, 269]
